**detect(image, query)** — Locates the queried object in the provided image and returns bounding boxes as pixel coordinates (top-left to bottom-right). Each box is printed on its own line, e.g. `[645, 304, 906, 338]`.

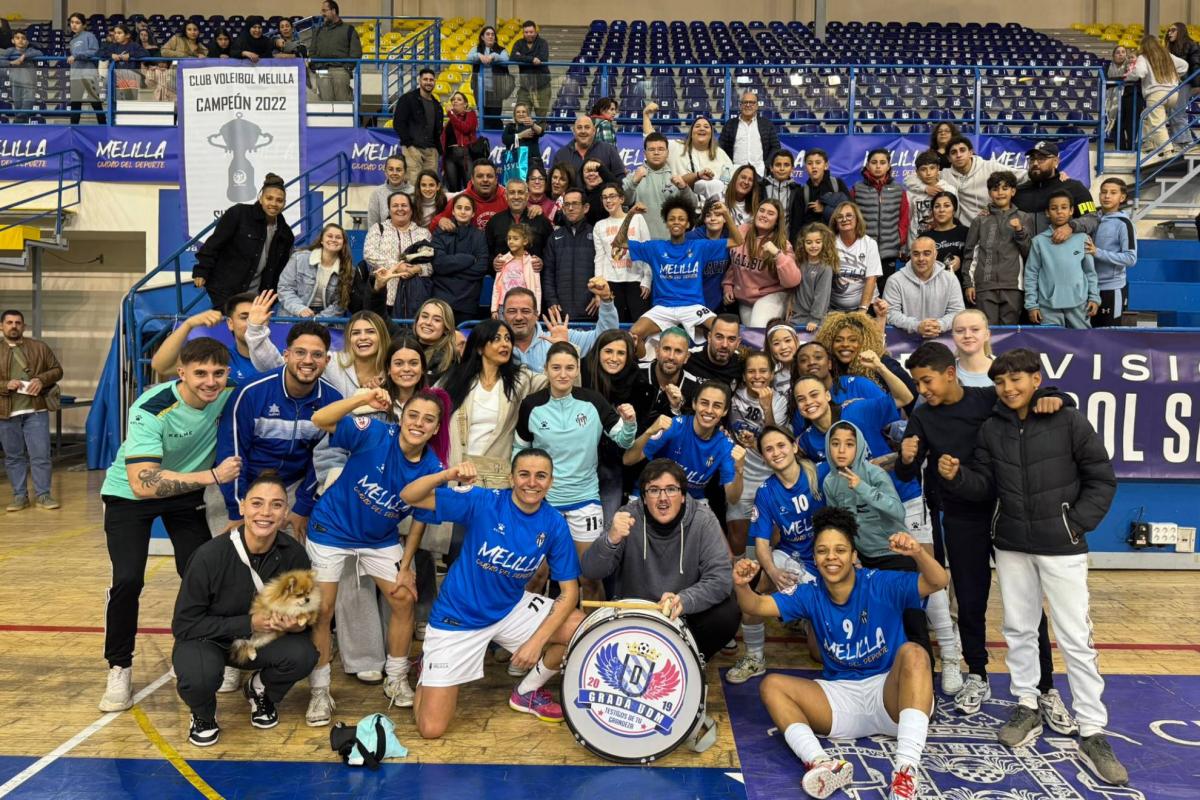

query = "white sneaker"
[217, 666, 242, 693]
[940, 660, 964, 696]
[1039, 688, 1079, 736]
[99, 666, 134, 712]
[725, 654, 766, 685]
[384, 674, 415, 708]
[355, 670, 384, 685]
[954, 673, 991, 715]
[306, 687, 335, 727]
[801, 758, 854, 799]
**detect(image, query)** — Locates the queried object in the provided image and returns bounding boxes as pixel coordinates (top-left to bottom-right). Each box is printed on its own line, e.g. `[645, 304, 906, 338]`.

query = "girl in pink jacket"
[491, 223, 541, 315]
[723, 199, 802, 326]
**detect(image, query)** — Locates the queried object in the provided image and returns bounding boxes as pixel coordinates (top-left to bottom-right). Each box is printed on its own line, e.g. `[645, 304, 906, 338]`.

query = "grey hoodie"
[579, 497, 732, 615]
[820, 421, 907, 559]
[882, 260, 965, 334]
[961, 204, 1033, 293]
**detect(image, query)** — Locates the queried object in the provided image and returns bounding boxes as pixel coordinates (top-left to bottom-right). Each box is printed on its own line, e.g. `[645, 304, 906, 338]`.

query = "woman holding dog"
[172, 472, 319, 748]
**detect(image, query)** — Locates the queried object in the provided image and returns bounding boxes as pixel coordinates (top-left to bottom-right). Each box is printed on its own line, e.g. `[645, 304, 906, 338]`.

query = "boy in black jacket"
[940, 348, 1127, 787]
[172, 474, 318, 747]
[899, 342, 1073, 723]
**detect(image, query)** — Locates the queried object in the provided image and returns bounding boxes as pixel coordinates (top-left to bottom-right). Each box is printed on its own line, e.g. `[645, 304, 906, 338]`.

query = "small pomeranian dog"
[230, 569, 321, 664]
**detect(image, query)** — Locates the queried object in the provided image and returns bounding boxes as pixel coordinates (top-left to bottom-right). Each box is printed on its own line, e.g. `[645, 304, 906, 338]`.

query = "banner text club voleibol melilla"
[178, 60, 306, 240]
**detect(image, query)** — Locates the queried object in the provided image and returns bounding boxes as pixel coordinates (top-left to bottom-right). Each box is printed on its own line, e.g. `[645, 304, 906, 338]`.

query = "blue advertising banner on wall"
[0, 125, 1091, 187]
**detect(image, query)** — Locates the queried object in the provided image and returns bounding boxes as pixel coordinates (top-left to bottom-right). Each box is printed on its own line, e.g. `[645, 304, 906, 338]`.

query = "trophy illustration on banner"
[207, 112, 274, 202]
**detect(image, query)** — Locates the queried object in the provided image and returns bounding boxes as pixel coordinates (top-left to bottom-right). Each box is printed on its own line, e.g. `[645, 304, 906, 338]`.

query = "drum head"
[561, 610, 705, 764]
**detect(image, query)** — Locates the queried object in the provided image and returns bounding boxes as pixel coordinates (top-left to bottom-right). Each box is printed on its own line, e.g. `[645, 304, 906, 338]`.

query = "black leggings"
[443, 145, 471, 193]
[610, 281, 651, 324]
[173, 633, 318, 719]
[103, 491, 211, 668]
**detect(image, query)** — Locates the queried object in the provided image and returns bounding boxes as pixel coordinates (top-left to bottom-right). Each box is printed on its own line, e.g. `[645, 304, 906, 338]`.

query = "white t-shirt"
[831, 235, 883, 311]
[732, 118, 765, 176]
[667, 139, 734, 185]
[312, 262, 336, 310]
[467, 379, 502, 455]
[592, 214, 651, 287]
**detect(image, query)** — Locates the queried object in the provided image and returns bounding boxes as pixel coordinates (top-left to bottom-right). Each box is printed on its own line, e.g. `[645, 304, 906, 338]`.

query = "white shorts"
[561, 502, 604, 544]
[419, 592, 556, 687]
[903, 496, 933, 545]
[815, 672, 898, 739]
[643, 303, 716, 342]
[726, 475, 764, 522]
[306, 540, 402, 584]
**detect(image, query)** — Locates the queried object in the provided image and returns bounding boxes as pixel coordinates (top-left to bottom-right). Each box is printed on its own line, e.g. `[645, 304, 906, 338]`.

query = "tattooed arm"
[126, 456, 242, 499]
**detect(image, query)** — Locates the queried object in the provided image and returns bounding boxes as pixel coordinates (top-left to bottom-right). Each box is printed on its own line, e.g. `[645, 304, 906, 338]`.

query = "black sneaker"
[188, 715, 220, 747]
[243, 671, 278, 729]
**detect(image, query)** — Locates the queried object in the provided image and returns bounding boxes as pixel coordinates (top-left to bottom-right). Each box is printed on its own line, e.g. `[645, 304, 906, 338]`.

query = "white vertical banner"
[178, 60, 306, 240]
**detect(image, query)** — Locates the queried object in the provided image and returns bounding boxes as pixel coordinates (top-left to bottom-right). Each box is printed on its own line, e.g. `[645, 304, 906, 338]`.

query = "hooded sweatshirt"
[909, 156, 1028, 226]
[1024, 227, 1099, 312]
[852, 167, 909, 260]
[622, 163, 697, 240]
[578, 497, 733, 615]
[961, 204, 1033, 292]
[1091, 209, 1137, 291]
[820, 421, 906, 559]
[429, 183, 509, 232]
[882, 260, 965, 334]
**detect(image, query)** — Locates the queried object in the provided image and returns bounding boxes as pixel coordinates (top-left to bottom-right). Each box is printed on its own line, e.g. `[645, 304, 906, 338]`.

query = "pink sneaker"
[508, 687, 563, 722]
[801, 759, 854, 799]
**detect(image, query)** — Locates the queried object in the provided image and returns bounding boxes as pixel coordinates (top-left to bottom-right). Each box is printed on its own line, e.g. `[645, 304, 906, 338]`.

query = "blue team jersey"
[307, 417, 441, 549]
[749, 465, 830, 570]
[227, 348, 261, 385]
[685, 228, 731, 310]
[629, 237, 728, 309]
[642, 415, 736, 498]
[830, 375, 887, 407]
[795, 394, 920, 502]
[429, 487, 580, 631]
[774, 568, 923, 681]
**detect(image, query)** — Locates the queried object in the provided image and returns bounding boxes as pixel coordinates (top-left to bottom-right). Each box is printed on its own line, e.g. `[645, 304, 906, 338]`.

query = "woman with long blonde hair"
[723, 198, 801, 326]
[411, 298, 461, 382]
[1126, 35, 1189, 153]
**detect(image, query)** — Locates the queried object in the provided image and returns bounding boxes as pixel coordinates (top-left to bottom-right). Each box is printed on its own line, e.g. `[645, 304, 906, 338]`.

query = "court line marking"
[131, 706, 224, 800]
[0, 670, 174, 798]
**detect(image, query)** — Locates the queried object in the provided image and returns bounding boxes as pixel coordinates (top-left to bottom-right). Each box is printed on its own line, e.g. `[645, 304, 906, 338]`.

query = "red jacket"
[429, 183, 509, 232]
[442, 109, 479, 151]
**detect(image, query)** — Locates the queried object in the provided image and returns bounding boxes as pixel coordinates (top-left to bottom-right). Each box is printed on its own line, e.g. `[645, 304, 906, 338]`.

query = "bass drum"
[560, 605, 706, 764]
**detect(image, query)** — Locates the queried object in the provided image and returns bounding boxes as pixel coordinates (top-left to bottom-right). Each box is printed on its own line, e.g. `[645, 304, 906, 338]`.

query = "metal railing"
[0, 149, 83, 242]
[1133, 68, 1200, 203]
[125, 151, 352, 394]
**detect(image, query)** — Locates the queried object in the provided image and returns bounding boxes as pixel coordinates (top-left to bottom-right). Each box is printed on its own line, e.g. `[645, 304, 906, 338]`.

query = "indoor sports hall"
[0, 4, 1198, 799]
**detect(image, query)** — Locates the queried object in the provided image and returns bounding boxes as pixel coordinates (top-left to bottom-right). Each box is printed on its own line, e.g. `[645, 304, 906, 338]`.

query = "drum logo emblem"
[576, 631, 686, 737]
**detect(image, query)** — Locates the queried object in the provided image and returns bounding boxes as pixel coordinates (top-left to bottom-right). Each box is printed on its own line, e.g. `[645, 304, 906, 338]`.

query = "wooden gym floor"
[0, 469, 1197, 799]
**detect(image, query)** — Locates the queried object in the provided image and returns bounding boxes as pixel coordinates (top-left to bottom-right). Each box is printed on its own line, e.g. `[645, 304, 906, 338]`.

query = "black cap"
[1026, 141, 1059, 158]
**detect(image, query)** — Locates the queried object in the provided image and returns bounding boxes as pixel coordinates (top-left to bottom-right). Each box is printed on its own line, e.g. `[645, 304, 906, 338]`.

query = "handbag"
[467, 135, 492, 162]
[502, 144, 529, 184]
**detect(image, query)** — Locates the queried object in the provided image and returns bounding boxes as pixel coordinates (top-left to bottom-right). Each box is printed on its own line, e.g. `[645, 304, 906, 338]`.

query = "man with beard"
[501, 283, 618, 372]
[216, 320, 341, 538]
[906, 136, 1027, 226]
[99, 338, 244, 712]
[0, 308, 62, 512]
[432, 160, 509, 232]
[485, 178, 552, 261]
[639, 326, 700, 420]
[684, 314, 744, 387]
[1012, 142, 1098, 238]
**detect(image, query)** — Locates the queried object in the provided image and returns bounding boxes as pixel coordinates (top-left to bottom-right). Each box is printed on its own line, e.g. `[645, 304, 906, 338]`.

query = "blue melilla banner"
[0, 125, 1091, 189]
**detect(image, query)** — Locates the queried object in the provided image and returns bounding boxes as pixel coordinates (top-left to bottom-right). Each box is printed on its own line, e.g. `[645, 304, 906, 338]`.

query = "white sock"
[310, 663, 332, 689]
[784, 722, 827, 765]
[517, 658, 557, 694]
[385, 655, 410, 678]
[894, 708, 930, 770]
[925, 590, 961, 663]
[743, 623, 766, 660]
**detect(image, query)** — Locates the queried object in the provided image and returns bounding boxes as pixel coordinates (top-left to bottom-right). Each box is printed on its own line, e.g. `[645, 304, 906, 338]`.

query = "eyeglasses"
[740, 100, 758, 106]
[562, 201, 584, 208]
[834, 214, 855, 221]
[644, 486, 683, 498]
[601, 193, 621, 201]
[289, 348, 327, 360]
